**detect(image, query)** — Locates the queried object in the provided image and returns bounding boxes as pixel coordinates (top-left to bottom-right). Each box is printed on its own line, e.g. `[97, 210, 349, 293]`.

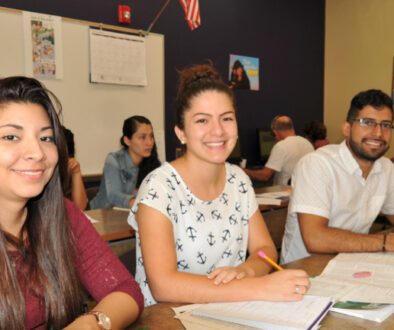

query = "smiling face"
[342, 105, 392, 164]
[0, 102, 58, 204]
[175, 90, 238, 165]
[123, 122, 155, 165]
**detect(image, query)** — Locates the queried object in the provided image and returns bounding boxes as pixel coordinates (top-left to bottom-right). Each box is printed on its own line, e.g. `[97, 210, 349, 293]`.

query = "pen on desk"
[258, 250, 283, 271]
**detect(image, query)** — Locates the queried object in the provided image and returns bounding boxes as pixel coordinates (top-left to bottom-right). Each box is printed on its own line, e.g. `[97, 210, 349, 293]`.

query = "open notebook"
[174, 295, 333, 330]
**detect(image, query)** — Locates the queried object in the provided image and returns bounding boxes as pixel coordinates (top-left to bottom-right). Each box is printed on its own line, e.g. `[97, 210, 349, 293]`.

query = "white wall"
[0, 9, 165, 174]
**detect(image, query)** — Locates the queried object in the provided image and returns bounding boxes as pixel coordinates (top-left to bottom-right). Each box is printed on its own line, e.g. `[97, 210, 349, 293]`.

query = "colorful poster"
[229, 54, 259, 91]
[23, 11, 63, 79]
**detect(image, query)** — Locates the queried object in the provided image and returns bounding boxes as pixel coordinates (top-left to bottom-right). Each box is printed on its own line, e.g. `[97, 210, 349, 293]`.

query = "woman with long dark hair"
[90, 116, 160, 209]
[0, 76, 143, 329]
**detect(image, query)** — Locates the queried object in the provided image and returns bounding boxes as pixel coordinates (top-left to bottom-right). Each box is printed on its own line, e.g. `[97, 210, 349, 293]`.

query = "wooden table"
[85, 208, 135, 242]
[255, 185, 290, 211]
[129, 253, 394, 329]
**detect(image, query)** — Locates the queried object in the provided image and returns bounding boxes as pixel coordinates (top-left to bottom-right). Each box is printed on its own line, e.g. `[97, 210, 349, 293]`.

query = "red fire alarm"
[118, 5, 131, 24]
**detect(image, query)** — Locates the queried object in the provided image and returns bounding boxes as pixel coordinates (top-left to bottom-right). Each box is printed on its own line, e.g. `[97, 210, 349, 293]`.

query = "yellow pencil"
[258, 250, 283, 271]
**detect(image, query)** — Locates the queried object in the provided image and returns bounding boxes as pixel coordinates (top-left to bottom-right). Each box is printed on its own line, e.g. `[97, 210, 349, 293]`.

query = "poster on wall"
[22, 11, 63, 79]
[229, 54, 259, 91]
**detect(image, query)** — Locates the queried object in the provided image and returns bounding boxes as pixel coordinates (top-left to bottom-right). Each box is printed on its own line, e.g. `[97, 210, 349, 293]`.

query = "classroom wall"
[0, 0, 325, 163]
[325, 0, 394, 158]
[0, 8, 165, 175]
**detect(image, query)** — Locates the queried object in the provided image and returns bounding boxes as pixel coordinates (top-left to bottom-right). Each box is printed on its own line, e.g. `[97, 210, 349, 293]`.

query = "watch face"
[98, 312, 111, 330]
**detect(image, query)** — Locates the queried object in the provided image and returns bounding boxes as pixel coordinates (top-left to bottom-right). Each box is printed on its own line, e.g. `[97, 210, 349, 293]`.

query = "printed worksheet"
[309, 252, 394, 304]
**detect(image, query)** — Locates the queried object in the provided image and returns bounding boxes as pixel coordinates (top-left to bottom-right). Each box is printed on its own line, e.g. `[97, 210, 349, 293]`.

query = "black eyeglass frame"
[348, 118, 394, 130]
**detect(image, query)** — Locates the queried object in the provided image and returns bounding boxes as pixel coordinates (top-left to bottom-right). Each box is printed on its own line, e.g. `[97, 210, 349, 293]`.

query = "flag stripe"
[179, 0, 200, 30]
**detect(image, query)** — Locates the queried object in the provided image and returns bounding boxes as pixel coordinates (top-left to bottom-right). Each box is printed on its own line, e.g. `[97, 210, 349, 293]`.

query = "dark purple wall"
[0, 0, 325, 163]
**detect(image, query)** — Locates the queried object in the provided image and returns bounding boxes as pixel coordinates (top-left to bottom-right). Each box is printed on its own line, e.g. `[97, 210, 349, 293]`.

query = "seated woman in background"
[303, 120, 330, 149]
[128, 64, 310, 307]
[62, 126, 88, 211]
[0, 76, 143, 329]
[90, 116, 160, 209]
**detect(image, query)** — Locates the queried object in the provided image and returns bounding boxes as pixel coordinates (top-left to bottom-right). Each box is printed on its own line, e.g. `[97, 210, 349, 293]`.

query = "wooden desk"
[85, 208, 135, 242]
[130, 253, 394, 329]
[255, 185, 290, 211]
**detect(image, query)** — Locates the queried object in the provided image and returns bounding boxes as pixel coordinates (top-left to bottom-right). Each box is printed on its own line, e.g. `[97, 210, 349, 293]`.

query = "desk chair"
[110, 239, 136, 276]
[85, 186, 100, 210]
[261, 208, 288, 252]
[86, 186, 100, 201]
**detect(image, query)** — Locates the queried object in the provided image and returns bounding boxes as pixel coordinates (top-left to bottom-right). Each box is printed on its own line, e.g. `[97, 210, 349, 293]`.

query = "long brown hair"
[0, 77, 81, 329]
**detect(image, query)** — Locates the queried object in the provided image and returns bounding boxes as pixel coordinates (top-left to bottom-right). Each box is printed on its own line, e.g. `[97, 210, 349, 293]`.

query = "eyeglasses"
[349, 118, 394, 131]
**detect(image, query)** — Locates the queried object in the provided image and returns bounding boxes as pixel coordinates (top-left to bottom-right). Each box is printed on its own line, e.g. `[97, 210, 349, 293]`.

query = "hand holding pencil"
[258, 250, 310, 298]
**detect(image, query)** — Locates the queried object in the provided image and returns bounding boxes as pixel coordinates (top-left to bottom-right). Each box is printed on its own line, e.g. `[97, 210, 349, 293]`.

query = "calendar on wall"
[89, 28, 147, 86]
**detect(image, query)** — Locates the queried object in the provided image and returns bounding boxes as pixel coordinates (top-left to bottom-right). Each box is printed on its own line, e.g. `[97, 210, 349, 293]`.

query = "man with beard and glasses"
[280, 89, 394, 264]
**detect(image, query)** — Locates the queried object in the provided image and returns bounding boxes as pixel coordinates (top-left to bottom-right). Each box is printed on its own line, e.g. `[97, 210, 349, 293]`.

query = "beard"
[348, 137, 389, 162]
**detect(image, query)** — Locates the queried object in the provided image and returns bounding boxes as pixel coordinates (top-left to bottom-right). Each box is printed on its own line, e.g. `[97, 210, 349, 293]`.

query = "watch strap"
[83, 311, 111, 330]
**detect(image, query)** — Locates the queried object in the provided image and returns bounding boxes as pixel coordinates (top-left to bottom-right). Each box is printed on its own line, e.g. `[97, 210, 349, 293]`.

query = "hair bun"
[178, 64, 222, 91]
[175, 63, 235, 130]
[189, 65, 220, 83]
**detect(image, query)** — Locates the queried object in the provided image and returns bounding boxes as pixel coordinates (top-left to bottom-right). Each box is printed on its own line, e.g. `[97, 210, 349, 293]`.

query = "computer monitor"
[257, 128, 276, 164]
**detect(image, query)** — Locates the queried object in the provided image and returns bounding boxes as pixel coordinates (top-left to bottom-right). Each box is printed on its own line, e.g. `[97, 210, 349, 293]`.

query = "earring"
[181, 140, 186, 145]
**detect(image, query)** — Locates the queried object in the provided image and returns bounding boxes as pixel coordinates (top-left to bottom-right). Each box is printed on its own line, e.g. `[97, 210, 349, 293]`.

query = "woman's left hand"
[207, 266, 247, 285]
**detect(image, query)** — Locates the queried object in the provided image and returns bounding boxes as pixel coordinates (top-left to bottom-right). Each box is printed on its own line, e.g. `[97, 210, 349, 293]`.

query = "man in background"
[244, 115, 314, 185]
[281, 89, 394, 264]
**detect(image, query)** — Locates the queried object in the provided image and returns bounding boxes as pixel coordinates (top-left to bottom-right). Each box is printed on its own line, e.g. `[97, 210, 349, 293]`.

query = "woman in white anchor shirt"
[128, 64, 309, 307]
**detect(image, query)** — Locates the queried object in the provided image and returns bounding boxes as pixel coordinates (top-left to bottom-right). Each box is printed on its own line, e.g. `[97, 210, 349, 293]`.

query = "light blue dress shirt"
[90, 148, 139, 209]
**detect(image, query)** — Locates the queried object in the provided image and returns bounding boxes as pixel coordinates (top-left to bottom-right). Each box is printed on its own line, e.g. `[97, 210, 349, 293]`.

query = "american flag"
[179, 0, 201, 30]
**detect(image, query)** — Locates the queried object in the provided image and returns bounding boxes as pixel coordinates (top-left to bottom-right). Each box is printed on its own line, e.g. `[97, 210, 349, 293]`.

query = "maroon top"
[15, 199, 144, 329]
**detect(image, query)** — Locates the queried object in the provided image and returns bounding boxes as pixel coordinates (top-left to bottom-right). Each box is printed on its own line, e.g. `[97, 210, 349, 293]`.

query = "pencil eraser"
[353, 271, 371, 278]
[258, 251, 266, 258]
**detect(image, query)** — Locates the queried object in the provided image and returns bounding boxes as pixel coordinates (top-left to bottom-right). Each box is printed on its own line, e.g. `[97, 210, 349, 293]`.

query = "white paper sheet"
[309, 252, 394, 304]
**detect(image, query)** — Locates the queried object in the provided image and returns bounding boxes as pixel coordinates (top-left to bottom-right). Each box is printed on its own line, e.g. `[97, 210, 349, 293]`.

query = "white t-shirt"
[128, 162, 258, 306]
[280, 141, 394, 264]
[265, 135, 314, 185]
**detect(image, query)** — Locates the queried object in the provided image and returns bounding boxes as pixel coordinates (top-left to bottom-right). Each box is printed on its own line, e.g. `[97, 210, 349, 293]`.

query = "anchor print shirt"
[128, 162, 258, 306]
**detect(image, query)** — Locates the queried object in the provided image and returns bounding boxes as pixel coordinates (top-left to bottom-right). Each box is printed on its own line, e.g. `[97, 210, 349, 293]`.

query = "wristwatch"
[85, 311, 111, 330]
